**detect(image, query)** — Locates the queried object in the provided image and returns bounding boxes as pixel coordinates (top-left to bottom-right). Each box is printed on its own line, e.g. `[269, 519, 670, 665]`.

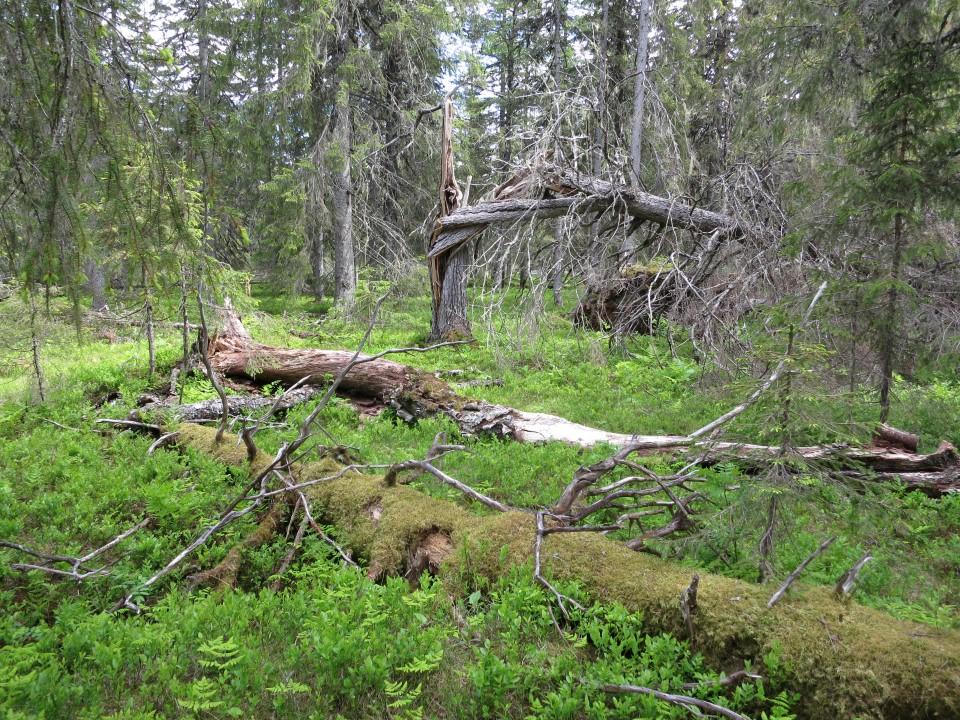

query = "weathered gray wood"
[428, 167, 744, 263]
[139, 387, 323, 421]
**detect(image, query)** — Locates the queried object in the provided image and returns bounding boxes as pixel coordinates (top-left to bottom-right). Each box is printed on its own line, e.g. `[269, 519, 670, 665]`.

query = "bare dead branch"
[2, 517, 151, 583]
[767, 536, 836, 608]
[601, 683, 751, 720]
[835, 553, 873, 597]
[534, 510, 584, 618]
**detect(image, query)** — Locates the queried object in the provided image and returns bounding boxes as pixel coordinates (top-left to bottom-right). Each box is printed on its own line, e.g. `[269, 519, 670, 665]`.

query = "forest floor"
[1, 284, 958, 719]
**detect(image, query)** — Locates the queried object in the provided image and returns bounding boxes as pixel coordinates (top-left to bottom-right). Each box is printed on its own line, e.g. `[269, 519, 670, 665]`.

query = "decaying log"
[139, 386, 324, 421]
[175, 424, 960, 720]
[873, 423, 920, 453]
[571, 263, 674, 334]
[194, 306, 960, 497]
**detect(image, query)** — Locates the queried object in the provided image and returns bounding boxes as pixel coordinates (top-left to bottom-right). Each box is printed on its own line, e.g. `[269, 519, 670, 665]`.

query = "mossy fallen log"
[177, 423, 960, 720]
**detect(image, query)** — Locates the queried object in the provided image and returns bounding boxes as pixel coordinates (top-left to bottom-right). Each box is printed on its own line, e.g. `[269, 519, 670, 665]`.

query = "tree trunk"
[429, 99, 471, 340]
[592, 0, 609, 178]
[176, 422, 960, 720]
[330, 97, 356, 308]
[85, 258, 107, 311]
[879, 210, 904, 423]
[628, 0, 652, 189]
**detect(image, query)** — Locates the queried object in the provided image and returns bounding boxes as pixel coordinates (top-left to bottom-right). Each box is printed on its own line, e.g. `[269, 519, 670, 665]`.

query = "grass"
[1, 284, 959, 718]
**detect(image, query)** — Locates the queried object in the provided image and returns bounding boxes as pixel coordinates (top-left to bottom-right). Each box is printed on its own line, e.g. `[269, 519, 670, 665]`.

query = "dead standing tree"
[428, 98, 469, 341]
[425, 102, 745, 341]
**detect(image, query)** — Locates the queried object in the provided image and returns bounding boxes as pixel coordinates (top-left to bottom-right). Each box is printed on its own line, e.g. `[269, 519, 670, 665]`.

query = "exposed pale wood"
[601, 683, 749, 720]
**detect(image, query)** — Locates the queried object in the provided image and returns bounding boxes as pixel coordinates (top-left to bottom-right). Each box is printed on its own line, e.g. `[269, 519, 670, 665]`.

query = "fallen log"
[428, 166, 745, 261]
[175, 423, 960, 720]
[190, 307, 960, 496]
[139, 386, 323, 422]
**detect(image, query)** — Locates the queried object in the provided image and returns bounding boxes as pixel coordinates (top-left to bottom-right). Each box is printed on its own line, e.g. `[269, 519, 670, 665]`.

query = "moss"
[176, 423, 277, 479]
[622, 258, 673, 278]
[307, 470, 471, 576]
[178, 424, 960, 720]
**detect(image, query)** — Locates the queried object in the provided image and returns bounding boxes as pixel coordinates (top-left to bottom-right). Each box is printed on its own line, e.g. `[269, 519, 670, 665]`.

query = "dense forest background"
[2, 1, 960, 718]
[2, 0, 958, 412]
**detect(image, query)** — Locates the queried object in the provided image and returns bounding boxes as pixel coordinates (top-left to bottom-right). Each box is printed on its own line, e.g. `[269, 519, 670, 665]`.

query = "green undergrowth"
[1, 287, 959, 717]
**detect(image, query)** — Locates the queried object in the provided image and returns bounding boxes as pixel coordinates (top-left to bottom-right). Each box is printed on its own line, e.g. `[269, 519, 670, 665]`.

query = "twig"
[147, 432, 180, 455]
[757, 495, 778, 583]
[270, 510, 309, 590]
[835, 553, 872, 597]
[196, 288, 230, 443]
[42, 418, 80, 432]
[95, 418, 162, 434]
[682, 670, 763, 690]
[600, 683, 751, 720]
[534, 511, 584, 618]
[2, 518, 151, 582]
[542, 523, 622, 534]
[384, 459, 510, 513]
[271, 470, 356, 567]
[689, 281, 827, 440]
[767, 536, 836, 608]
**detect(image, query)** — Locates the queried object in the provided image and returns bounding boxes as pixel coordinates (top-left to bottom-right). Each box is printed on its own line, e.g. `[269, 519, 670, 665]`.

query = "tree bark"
[629, 0, 652, 189]
[84, 258, 107, 311]
[330, 97, 356, 308]
[429, 99, 471, 340]
[428, 167, 743, 263]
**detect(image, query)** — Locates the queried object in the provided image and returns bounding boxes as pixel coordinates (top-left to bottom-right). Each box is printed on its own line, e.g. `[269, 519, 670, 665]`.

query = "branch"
[601, 683, 751, 720]
[767, 536, 836, 608]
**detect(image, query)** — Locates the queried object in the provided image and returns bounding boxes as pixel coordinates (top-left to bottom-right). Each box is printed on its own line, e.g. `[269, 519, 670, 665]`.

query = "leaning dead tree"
[425, 101, 746, 340]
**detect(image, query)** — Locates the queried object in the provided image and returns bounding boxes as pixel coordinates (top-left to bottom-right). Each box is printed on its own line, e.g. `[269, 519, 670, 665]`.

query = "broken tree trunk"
[425, 134, 746, 341]
[428, 98, 471, 341]
[195, 307, 960, 496]
[176, 423, 960, 720]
